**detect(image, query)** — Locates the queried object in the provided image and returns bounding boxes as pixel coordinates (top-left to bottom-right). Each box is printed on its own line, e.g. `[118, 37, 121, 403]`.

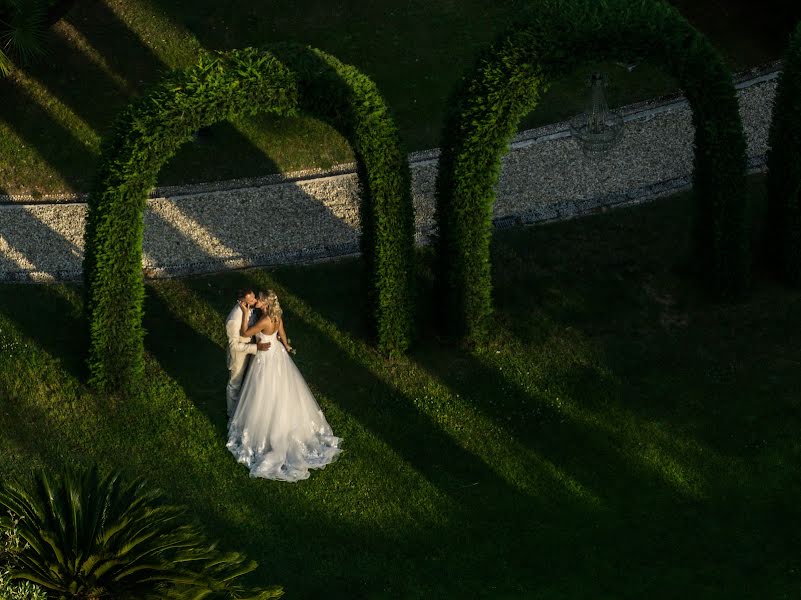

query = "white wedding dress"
[226, 331, 341, 481]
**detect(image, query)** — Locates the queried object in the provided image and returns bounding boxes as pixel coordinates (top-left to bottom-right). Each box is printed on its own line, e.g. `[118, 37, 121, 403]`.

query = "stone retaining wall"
[0, 67, 779, 283]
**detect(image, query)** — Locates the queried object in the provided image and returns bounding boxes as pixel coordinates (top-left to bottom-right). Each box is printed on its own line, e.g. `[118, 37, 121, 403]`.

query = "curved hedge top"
[434, 0, 749, 340]
[84, 46, 414, 392]
[765, 20, 801, 285]
[268, 44, 415, 355]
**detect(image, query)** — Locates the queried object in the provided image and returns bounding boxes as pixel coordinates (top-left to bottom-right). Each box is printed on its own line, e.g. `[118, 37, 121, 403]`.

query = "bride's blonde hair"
[257, 290, 282, 321]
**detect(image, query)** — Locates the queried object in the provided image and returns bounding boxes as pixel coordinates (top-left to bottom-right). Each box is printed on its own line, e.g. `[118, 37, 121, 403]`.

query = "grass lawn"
[0, 0, 798, 195]
[0, 180, 799, 597]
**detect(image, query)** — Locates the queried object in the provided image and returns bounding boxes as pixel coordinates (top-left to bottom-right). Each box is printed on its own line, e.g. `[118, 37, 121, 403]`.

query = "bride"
[226, 290, 341, 481]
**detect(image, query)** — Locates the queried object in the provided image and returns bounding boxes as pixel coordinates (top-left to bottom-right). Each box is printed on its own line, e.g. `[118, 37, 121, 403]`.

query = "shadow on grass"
[156, 121, 292, 187]
[268, 257, 372, 343]
[138, 277, 615, 596]
[481, 185, 801, 465]
[0, 283, 85, 380]
[0, 376, 95, 478]
[25, 23, 140, 134]
[63, 1, 166, 92]
[407, 309, 801, 596]
[146, 271, 549, 507]
[0, 266, 798, 596]
[0, 78, 95, 191]
[143, 286, 229, 433]
[3, 0, 295, 193]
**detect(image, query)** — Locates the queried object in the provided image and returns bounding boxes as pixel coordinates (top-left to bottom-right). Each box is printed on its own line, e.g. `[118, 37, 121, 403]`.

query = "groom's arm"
[226, 317, 257, 355]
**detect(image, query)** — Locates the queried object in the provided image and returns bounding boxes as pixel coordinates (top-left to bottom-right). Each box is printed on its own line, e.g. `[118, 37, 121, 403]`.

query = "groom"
[225, 288, 270, 417]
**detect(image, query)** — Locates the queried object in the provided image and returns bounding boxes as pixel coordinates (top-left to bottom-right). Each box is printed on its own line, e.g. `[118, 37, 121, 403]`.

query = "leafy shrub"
[764, 20, 801, 285]
[0, 567, 47, 600]
[1, 516, 47, 600]
[434, 0, 750, 340]
[0, 467, 283, 599]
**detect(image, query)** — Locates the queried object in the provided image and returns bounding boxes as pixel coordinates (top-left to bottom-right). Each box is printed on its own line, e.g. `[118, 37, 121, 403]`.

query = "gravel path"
[0, 66, 780, 283]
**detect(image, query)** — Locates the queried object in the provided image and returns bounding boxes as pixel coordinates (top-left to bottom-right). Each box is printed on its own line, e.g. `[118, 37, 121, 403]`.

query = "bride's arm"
[240, 306, 270, 337]
[277, 317, 292, 353]
[227, 312, 257, 354]
[239, 302, 251, 337]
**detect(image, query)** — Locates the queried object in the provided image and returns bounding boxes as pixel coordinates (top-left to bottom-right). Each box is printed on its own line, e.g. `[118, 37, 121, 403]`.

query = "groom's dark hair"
[236, 288, 255, 300]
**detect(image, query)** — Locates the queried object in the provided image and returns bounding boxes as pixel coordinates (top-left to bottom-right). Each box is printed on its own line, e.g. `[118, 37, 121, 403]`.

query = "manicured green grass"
[0, 0, 795, 195]
[0, 181, 799, 597]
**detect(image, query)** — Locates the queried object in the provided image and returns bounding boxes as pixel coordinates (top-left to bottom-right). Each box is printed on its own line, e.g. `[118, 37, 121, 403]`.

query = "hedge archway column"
[84, 47, 415, 393]
[764, 21, 801, 285]
[266, 43, 415, 356]
[433, 0, 750, 340]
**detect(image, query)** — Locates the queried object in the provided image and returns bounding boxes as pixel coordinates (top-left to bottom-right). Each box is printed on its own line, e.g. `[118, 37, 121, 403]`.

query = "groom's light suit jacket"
[225, 305, 258, 415]
[225, 305, 257, 367]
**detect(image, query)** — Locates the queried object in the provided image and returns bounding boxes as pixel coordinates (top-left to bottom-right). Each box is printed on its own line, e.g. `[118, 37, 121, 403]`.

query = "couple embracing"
[225, 288, 341, 482]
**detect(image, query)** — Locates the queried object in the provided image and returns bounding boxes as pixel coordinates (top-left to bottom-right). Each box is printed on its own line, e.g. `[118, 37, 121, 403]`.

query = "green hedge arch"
[267, 44, 415, 355]
[84, 46, 414, 392]
[434, 0, 750, 340]
[764, 21, 801, 285]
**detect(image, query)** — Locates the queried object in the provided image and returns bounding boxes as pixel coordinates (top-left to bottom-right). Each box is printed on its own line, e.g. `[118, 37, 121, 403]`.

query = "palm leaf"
[5, 568, 67, 592]
[0, 47, 12, 75]
[0, 0, 48, 65]
[0, 466, 282, 597]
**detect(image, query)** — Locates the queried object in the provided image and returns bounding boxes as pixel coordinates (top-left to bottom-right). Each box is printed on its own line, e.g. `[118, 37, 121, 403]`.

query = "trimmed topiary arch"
[434, 0, 750, 340]
[764, 20, 801, 286]
[84, 46, 415, 392]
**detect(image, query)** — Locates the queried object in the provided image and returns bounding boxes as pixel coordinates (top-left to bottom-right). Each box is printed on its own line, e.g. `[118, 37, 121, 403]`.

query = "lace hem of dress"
[226, 426, 342, 482]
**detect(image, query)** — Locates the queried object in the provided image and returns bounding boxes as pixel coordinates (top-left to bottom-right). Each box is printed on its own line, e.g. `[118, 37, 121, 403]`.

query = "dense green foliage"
[434, 0, 750, 340]
[84, 45, 414, 392]
[0, 568, 47, 600]
[83, 48, 299, 392]
[0, 467, 283, 598]
[267, 43, 415, 354]
[764, 21, 801, 285]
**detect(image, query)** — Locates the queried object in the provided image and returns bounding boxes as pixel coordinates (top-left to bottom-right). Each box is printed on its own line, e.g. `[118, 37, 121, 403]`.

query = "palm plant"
[0, 0, 49, 76]
[0, 467, 283, 599]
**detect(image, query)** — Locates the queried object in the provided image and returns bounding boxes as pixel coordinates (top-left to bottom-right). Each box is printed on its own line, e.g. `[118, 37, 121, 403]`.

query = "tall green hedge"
[764, 21, 801, 285]
[84, 49, 298, 392]
[434, 0, 750, 340]
[84, 46, 414, 393]
[267, 44, 415, 356]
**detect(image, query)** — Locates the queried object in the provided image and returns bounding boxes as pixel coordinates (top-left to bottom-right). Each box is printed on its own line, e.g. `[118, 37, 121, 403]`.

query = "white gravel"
[0, 68, 779, 283]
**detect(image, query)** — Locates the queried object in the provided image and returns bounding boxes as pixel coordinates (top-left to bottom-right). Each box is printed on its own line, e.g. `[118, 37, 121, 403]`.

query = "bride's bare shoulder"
[259, 315, 279, 334]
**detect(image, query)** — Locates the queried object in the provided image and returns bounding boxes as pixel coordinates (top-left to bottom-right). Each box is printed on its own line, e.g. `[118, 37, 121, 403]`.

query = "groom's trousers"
[226, 310, 258, 417]
[227, 352, 252, 417]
